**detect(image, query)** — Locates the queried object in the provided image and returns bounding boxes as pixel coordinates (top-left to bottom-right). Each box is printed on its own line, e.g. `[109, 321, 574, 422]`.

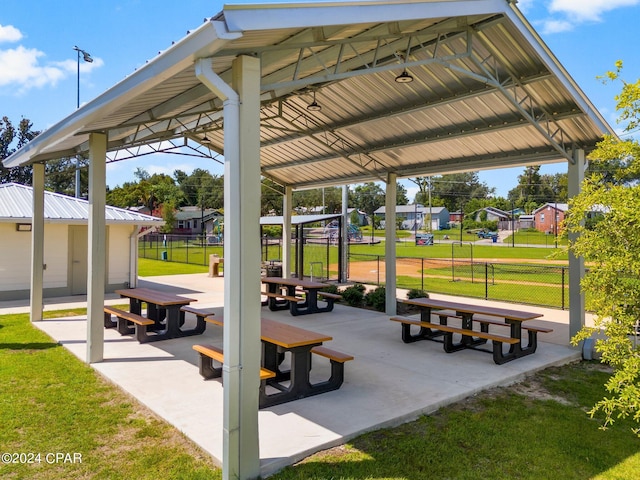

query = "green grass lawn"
[2, 309, 639, 479]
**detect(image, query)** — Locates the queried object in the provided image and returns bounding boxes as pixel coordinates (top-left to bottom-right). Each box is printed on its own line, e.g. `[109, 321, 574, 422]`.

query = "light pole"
[73, 46, 93, 198]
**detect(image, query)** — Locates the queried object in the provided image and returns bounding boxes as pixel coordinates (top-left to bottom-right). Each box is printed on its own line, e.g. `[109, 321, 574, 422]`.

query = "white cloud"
[0, 24, 22, 43]
[527, 0, 640, 35]
[0, 45, 65, 91]
[548, 0, 640, 22]
[538, 18, 574, 34]
[0, 26, 103, 94]
[515, 0, 535, 13]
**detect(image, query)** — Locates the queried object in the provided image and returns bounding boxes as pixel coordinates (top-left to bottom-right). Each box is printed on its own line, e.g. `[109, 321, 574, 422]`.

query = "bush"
[321, 283, 340, 296]
[407, 288, 429, 300]
[342, 283, 366, 307]
[365, 286, 386, 311]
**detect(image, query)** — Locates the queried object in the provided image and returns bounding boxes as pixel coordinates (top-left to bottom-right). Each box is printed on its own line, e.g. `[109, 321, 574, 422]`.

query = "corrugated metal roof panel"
[0, 183, 164, 225]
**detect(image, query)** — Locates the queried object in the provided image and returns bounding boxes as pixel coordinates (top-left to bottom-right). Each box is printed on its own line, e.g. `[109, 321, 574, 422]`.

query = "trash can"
[161, 251, 168, 261]
[266, 261, 282, 277]
[492, 235, 498, 243]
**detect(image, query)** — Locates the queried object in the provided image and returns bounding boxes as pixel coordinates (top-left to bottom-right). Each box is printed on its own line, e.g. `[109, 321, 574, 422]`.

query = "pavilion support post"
[86, 132, 107, 364]
[341, 185, 348, 283]
[385, 173, 397, 315]
[282, 186, 292, 278]
[568, 148, 586, 340]
[197, 55, 262, 480]
[30, 163, 45, 322]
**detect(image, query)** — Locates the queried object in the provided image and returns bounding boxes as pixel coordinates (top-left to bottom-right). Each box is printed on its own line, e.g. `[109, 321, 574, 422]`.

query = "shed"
[0, 183, 163, 300]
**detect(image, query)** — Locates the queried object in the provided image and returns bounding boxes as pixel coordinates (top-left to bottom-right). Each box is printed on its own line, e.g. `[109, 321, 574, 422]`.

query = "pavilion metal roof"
[3, 0, 614, 190]
[0, 183, 164, 225]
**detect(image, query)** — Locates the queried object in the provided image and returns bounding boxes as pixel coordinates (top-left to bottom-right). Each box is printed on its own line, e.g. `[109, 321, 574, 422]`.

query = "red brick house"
[532, 203, 568, 234]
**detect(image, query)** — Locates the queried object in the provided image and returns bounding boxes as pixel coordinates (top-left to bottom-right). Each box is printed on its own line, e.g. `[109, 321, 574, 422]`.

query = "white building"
[0, 183, 163, 300]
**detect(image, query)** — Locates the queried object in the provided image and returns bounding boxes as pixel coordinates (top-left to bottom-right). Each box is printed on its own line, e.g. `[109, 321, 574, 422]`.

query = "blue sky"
[2, 0, 639, 200]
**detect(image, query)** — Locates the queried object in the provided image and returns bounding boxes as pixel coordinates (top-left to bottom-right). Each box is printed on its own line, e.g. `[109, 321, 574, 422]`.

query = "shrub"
[321, 283, 340, 297]
[342, 283, 366, 307]
[365, 286, 386, 311]
[407, 288, 429, 300]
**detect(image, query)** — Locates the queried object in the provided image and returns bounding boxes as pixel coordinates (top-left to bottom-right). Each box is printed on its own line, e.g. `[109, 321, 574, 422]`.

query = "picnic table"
[261, 276, 340, 315]
[108, 288, 198, 341]
[193, 317, 353, 408]
[392, 297, 551, 364]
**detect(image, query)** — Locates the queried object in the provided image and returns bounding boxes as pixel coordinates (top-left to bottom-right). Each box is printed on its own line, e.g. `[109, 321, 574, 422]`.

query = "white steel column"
[197, 55, 262, 480]
[385, 173, 397, 315]
[282, 186, 292, 278]
[341, 185, 348, 283]
[30, 163, 45, 322]
[568, 149, 586, 339]
[86, 132, 107, 364]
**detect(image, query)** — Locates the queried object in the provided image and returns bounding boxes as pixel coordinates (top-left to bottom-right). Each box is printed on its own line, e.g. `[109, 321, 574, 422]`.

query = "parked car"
[477, 230, 498, 239]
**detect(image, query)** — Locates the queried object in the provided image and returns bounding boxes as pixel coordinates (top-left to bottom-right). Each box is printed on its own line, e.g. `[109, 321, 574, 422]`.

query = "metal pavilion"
[3, 1, 613, 478]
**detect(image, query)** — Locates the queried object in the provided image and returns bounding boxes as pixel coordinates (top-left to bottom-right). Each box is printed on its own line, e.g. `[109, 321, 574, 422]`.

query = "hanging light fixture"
[201, 134, 212, 144]
[395, 69, 414, 83]
[307, 91, 322, 111]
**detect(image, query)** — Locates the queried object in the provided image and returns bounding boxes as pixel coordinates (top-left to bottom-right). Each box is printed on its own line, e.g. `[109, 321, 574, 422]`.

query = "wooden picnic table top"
[261, 276, 328, 290]
[205, 316, 332, 348]
[400, 297, 543, 322]
[114, 287, 197, 307]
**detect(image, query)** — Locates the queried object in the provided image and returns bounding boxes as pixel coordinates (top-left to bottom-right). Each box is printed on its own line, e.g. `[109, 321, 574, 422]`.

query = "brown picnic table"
[261, 276, 340, 315]
[194, 317, 353, 408]
[108, 288, 199, 341]
[392, 297, 551, 364]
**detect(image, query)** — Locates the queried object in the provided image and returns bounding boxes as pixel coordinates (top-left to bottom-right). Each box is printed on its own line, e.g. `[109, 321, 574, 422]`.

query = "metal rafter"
[261, 100, 389, 183]
[434, 26, 578, 162]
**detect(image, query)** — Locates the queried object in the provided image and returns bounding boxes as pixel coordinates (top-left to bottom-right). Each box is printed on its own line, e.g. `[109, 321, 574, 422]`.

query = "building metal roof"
[375, 204, 447, 214]
[3, 0, 613, 189]
[260, 213, 341, 225]
[0, 183, 164, 225]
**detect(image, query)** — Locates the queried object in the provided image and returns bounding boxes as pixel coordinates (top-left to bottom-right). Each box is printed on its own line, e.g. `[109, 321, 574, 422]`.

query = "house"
[449, 211, 464, 225]
[374, 205, 450, 230]
[172, 206, 222, 235]
[518, 214, 535, 229]
[0, 183, 163, 300]
[532, 203, 569, 234]
[472, 206, 511, 223]
[347, 208, 367, 226]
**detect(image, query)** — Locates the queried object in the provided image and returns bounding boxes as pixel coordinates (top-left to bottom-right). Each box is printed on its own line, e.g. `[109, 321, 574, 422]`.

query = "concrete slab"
[2, 274, 582, 477]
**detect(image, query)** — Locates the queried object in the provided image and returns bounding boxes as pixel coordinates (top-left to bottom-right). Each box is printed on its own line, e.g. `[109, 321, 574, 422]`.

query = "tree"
[175, 168, 223, 209]
[566, 61, 640, 435]
[351, 182, 385, 239]
[396, 182, 409, 205]
[430, 172, 494, 212]
[0, 116, 39, 184]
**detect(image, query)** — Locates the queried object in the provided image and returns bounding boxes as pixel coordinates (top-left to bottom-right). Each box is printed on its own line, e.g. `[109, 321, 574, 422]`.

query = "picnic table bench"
[103, 306, 156, 343]
[192, 344, 276, 381]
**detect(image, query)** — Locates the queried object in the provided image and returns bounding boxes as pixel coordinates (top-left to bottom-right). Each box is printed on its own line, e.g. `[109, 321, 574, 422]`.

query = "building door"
[69, 226, 88, 295]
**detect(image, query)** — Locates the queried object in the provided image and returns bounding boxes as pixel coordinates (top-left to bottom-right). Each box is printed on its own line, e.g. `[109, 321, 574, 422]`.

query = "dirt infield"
[342, 258, 566, 288]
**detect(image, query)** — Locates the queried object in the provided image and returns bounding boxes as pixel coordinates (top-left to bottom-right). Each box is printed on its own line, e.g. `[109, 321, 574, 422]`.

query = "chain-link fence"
[141, 235, 570, 309]
[347, 252, 570, 309]
[139, 233, 224, 266]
